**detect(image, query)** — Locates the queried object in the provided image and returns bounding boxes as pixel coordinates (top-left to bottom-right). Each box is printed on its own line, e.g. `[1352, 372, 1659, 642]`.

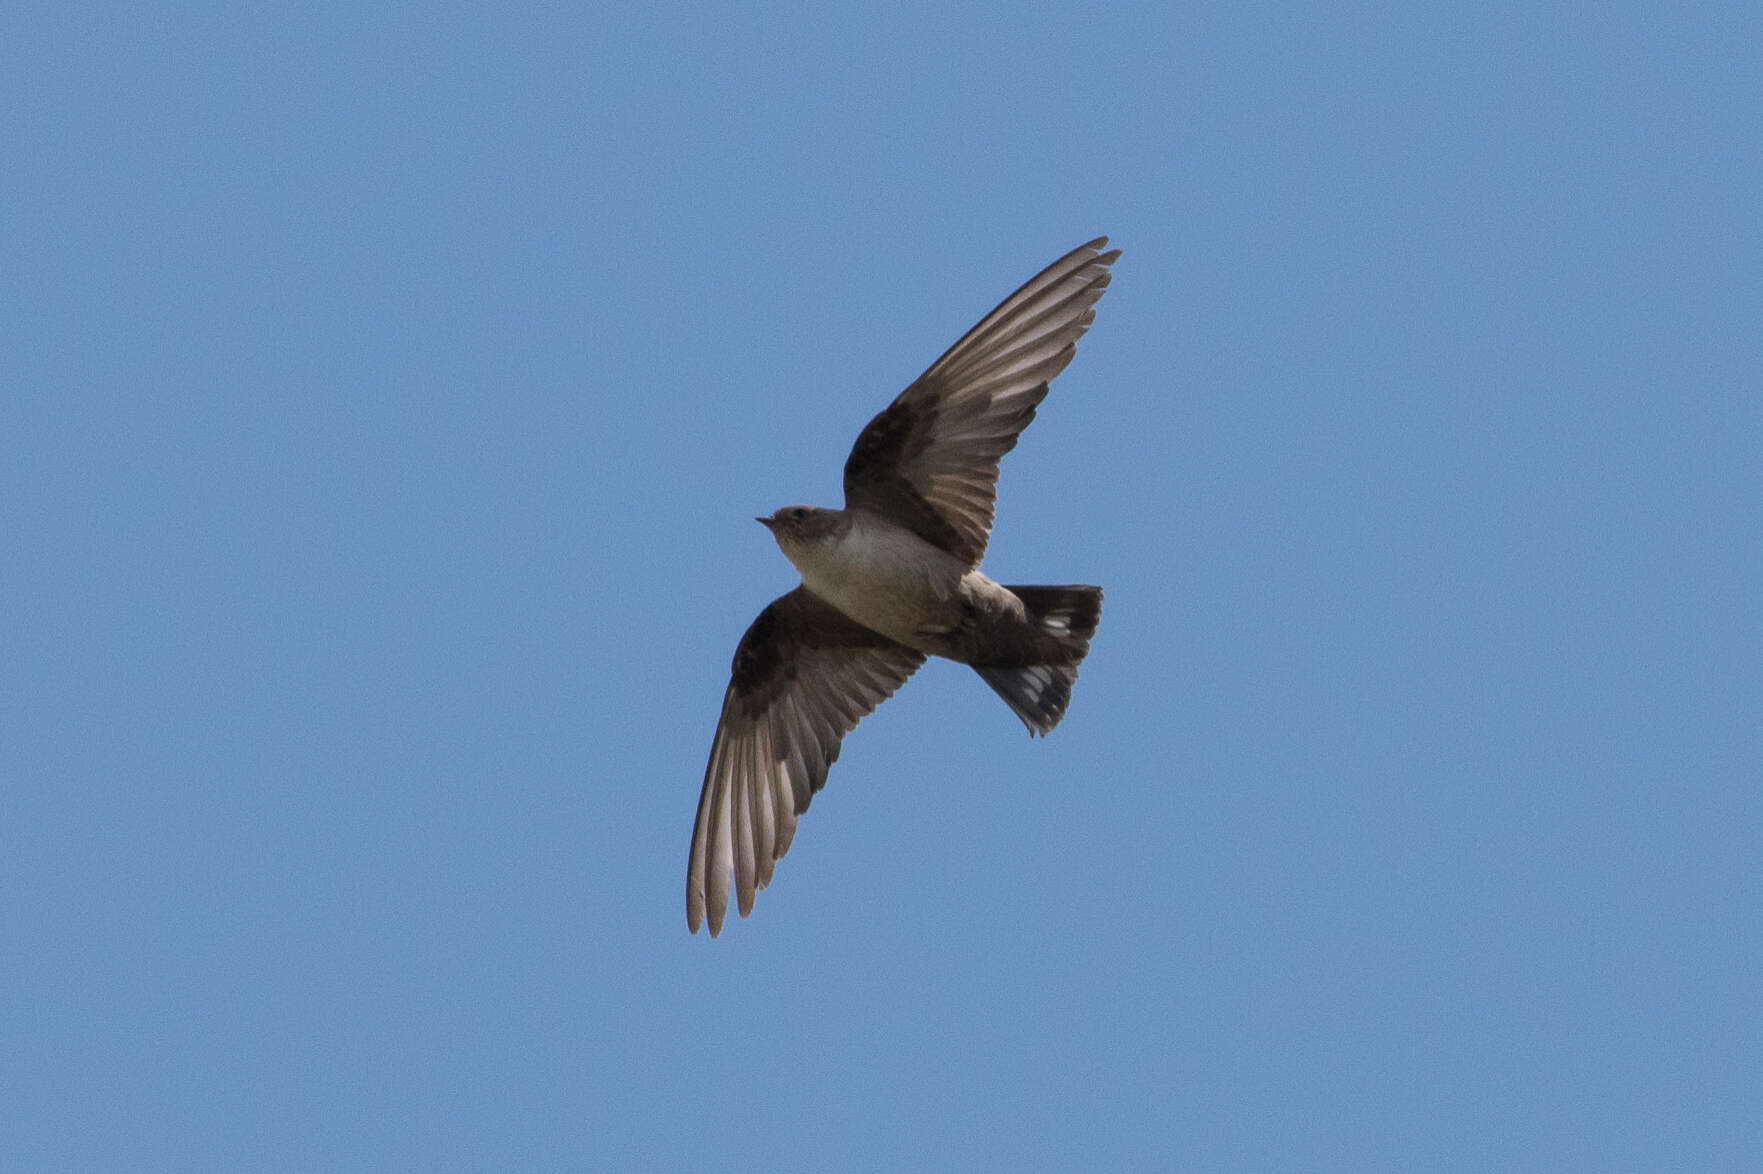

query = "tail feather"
[973, 585, 1102, 736]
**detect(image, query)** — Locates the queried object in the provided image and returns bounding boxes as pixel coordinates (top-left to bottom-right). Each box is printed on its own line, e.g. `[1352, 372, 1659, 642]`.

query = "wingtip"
[687, 875, 726, 937]
[1081, 235, 1120, 259]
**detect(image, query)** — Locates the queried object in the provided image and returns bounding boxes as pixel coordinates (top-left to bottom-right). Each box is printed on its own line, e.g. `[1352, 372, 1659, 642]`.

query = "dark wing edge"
[686, 588, 925, 937]
[842, 237, 1121, 565]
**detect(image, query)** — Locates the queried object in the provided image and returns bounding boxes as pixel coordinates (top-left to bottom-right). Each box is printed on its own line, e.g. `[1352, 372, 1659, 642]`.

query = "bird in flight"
[687, 237, 1121, 936]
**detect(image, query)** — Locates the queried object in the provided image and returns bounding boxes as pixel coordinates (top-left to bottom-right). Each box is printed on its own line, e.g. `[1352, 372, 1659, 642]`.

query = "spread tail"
[972, 585, 1102, 736]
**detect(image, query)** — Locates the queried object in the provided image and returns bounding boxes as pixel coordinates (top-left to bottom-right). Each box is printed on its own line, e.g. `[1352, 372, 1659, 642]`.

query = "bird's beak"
[755, 515, 775, 529]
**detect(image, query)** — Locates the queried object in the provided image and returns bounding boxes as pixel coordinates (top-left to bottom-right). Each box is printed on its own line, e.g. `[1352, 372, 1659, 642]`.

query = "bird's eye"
[789, 508, 806, 520]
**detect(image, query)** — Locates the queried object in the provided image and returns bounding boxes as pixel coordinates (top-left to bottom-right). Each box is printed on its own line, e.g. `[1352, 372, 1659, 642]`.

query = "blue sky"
[5, 3, 1759, 1169]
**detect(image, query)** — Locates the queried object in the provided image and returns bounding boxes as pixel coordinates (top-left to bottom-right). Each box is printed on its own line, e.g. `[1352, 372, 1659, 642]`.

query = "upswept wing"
[842, 238, 1120, 566]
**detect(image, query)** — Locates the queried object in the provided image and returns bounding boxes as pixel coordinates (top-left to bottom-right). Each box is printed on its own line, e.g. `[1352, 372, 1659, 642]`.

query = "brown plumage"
[688, 238, 1120, 936]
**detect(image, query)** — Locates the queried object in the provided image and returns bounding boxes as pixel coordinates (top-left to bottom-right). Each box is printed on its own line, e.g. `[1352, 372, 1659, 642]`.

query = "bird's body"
[688, 238, 1121, 936]
[767, 506, 1006, 654]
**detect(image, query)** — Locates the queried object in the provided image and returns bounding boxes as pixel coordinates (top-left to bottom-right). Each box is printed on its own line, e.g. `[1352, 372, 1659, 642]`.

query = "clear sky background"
[5, 3, 1759, 1170]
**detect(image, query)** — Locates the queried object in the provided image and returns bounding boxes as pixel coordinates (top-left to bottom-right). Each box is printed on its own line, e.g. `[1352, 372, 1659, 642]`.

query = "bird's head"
[757, 506, 840, 553]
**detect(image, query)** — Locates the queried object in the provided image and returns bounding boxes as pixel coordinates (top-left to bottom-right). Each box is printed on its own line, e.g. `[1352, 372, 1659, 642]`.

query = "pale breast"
[786, 512, 969, 647]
